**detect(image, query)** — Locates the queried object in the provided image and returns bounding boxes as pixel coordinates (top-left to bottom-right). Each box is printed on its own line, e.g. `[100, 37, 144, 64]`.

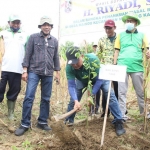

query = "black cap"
[66, 46, 81, 64]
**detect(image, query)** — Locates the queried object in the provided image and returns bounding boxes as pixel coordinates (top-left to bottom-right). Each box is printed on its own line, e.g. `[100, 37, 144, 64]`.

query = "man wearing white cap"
[0, 14, 28, 120]
[15, 16, 60, 136]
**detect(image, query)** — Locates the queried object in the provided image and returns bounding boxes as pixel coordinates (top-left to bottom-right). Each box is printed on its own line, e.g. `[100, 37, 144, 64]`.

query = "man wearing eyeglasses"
[114, 12, 150, 121]
[0, 14, 28, 120]
[97, 20, 118, 117]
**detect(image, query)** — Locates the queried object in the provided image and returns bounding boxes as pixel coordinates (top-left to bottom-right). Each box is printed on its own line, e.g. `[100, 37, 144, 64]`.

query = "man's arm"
[114, 34, 120, 64]
[92, 78, 103, 95]
[66, 65, 82, 110]
[22, 35, 34, 68]
[142, 34, 150, 58]
[53, 39, 60, 71]
[114, 49, 120, 65]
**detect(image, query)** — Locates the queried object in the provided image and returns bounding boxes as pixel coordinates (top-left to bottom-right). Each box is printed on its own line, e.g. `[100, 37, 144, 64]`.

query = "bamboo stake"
[143, 44, 150, 132]
[100, 81, 112, 147]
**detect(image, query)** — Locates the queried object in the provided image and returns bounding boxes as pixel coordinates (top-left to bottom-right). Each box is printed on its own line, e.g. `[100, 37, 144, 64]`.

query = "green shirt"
[115, 30, 146, 72]
[66, 53, 100, 85]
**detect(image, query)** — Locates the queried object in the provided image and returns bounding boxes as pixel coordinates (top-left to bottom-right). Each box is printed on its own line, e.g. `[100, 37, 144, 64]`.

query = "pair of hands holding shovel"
[74, 95, 94, 112]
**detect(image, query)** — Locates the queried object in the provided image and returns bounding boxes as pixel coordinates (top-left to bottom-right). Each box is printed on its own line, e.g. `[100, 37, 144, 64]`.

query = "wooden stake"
[100, 81, 112, 147]
[143, 44, 150, 133]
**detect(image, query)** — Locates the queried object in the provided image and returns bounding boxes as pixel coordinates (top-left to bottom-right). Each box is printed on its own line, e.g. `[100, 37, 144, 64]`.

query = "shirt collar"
[40, 31, 51, 38]
[106, 32, 117, 39]
[126, 29, 138, 33]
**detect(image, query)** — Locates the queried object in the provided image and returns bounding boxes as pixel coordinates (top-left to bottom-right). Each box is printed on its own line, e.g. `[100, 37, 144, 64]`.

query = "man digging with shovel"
[65, 46, 126, 136]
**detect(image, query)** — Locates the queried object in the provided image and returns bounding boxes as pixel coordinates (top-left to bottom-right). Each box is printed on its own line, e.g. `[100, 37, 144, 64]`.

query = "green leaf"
[91, 72, 97, 79]
[82, 75, 88, 79]
[88, 96, 94, 105]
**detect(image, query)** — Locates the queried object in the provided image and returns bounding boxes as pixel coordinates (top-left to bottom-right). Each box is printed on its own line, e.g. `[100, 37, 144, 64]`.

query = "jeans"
[102, 81, 118, 114]
[21, 72, 53, 128]
[66, 80, 122, 123]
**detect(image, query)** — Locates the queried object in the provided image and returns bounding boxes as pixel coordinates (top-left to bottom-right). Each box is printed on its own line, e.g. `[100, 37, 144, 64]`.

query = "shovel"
[51, 108, 83, 144]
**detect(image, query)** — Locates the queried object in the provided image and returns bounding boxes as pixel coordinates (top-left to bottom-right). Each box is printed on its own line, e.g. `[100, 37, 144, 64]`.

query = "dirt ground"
[0, 77, 150, 150]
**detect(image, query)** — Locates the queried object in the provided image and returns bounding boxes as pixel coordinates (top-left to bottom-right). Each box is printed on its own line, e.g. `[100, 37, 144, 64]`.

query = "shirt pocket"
[34, 42, 44, 52]
[47, 45, 55, 56]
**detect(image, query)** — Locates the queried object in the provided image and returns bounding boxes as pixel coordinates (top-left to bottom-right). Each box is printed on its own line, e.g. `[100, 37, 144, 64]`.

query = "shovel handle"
[55, 109, 77, 121]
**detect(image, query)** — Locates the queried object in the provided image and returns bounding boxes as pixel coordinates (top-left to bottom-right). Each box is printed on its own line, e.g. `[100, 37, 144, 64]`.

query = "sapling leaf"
[88, 96, 94, 105]
[82, 87, 87, 93]
[82, 75, 88, 79]
[91, 72, 97, 79]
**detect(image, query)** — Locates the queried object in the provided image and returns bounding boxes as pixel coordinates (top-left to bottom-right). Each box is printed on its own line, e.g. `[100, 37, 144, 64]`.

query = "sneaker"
[115, 120, 126, 136]
[122, 115, 131, 121]
[101, 111, 110, 118]
[147, 112, 150, 119]
[15, 125, 28, 136]
[36, 123, 51, 130]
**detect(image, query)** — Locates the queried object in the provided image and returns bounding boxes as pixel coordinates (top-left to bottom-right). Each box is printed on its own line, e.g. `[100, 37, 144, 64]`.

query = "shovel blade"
[51, 120, 82, 144]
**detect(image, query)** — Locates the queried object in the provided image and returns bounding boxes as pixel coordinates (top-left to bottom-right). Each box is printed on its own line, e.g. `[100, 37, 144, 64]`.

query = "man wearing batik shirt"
[97, 20, 118, 117]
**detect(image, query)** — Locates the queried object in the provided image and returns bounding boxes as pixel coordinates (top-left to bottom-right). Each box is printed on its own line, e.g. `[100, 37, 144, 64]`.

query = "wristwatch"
[23, 70, 27, 74]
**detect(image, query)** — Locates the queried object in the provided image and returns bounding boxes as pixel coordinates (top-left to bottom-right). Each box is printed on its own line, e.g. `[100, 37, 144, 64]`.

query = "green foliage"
[59, 41, 74, 60]
[22, 139, 32, 150]
[59, 41, 95, 61]
[12, 146, 19, 150]
[80, 42, 93, 53]
[0, 25, 9, 32]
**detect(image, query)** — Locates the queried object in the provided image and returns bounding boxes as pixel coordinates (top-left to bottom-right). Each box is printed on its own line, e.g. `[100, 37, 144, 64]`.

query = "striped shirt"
[22, 32, 60, 76]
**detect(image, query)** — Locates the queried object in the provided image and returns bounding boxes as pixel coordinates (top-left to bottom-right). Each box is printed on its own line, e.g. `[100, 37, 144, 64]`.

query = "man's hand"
[146, 50, 150, 59]
[54, 71, 60, 85]
[22, 72, 28, 82]
[74, 100, 82, 112]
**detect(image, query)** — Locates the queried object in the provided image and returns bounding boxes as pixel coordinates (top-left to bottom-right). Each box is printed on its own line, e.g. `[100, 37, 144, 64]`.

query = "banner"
[60, 0, 150, 37]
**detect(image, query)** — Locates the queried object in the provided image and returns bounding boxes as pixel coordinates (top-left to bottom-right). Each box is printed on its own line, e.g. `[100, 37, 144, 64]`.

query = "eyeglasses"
[126, 19, 136, 23]
[104, 27, 113, 30]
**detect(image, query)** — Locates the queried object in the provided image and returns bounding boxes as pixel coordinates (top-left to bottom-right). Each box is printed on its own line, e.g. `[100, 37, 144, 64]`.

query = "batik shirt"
[97, 34, 116, 64]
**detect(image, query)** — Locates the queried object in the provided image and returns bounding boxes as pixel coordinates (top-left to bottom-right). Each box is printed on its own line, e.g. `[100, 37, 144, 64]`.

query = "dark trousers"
[102, 81, 118, 114]
[0, 71, 21, 102]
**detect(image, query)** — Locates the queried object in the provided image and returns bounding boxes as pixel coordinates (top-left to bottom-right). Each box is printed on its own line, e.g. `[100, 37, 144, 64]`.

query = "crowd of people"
[0, 12, 150, 137]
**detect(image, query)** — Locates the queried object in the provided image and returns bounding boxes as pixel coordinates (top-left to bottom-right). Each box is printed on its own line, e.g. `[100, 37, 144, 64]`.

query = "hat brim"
[122, 15, 140, 25]
[38, 23, 53, 28]
[10, 19, 21, 22]
[67, 58, 79, 65]
[104, 24, 115, 27]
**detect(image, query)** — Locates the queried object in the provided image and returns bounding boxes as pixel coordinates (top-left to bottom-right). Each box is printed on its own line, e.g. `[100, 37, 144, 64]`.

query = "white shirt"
[0, 29, 28, 74]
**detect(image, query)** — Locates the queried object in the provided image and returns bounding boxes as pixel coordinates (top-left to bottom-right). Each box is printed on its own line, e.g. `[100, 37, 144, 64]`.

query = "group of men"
[0, 12, 150, 137]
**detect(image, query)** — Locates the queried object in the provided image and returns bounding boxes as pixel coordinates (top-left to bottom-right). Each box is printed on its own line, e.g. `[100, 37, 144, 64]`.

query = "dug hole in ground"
[0, 74, 150, 150]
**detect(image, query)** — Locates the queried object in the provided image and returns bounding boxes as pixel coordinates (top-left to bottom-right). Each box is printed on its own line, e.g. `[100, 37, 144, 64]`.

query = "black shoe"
[15, 125, 28, 136]
[125, 110, 128, 115]
[115, 120, 126, 136]
[36, 123, 51, 130]
[101, 111, 110, 117]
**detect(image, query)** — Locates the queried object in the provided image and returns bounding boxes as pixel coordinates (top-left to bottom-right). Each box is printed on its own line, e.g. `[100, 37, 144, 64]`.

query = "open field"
[0, 67, 150, 150]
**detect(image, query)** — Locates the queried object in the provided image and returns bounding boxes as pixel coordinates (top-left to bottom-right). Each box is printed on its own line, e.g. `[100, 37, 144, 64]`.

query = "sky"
[0, 0, 150, 46]
[0, 0, 59, 38]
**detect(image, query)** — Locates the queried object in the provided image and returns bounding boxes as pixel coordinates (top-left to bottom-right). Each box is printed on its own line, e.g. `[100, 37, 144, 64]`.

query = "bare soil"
[0, 76, 150, 150]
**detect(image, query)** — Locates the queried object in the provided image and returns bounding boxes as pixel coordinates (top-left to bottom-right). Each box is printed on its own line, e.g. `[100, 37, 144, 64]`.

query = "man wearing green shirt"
[114, 12, 150, 121]
[65, 46, 126, 136]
